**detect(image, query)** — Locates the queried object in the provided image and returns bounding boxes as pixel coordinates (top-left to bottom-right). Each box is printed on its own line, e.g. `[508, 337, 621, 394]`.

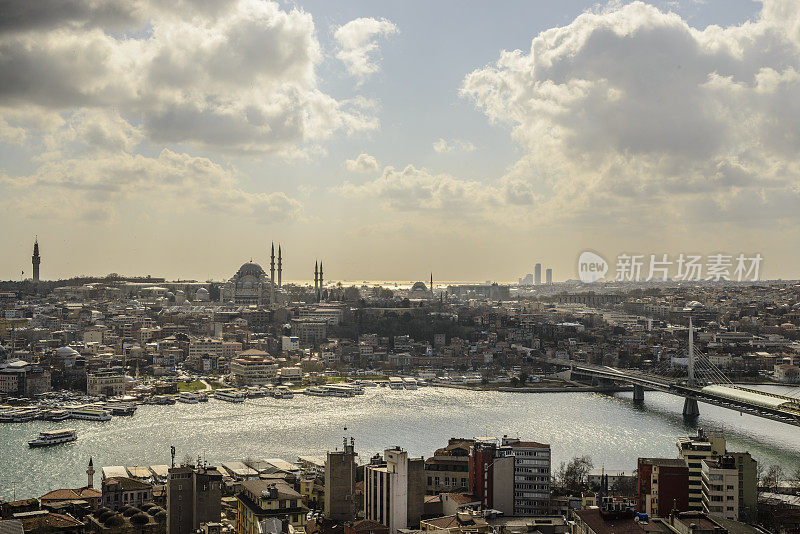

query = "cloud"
[433, 138, 476, 154]
[0, 0, 378, 154]
[461, 0, 800, 227]
[1, 148, 303, 222]
[344, 152, 379, 173]
[338, 164, 535, 216]
[334, 17, 398, 82]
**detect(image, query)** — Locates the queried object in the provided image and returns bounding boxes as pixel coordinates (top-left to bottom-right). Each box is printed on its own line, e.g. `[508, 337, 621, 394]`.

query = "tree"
[610, 471, 637, 497]
[760, 464, 785, 492]
[554, 456, 594, 495]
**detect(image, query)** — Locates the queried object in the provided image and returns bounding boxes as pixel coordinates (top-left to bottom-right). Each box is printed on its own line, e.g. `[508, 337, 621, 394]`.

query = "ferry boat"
[68, 406, 112, 421]
[303, 386, 327, 397]
[106, 402, 136, 416]
[358, 380, 378, 388]
[388, 377, 405, 390]
[402, 378, 418, 390]
[273, 386, 294, 399]
[322, 385, 356, 398]
[178, 393, 200, 404]
[214, 389, 246, 403]
[5, 408, 40, 422]
[43, 409, 71, 421]
[28, 428, 77, 448]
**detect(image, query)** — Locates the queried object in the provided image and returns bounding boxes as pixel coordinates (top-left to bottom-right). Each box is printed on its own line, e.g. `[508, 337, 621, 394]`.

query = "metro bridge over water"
[547, 320, 800, 427]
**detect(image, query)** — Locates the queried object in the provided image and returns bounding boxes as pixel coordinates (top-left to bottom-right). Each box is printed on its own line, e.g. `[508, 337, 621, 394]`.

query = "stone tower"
[87, 457, 95, 489]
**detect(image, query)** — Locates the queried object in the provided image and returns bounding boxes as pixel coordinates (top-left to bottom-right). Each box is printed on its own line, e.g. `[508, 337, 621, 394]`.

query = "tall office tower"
[364, 447, 425, 534]
[545, 268, 552, 285]
[637, 458, 689, 518]
[534, 263, 541, 285]
[325, 438, 358, 521]
[32, 238, 40, 283]
[167, 464, 223, 534]
[676, 429, 726, 511]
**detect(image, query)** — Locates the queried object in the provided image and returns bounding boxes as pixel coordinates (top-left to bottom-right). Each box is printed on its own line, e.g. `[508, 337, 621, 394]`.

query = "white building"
[701, 456, 739, 520]
[364, 448, 425, 534]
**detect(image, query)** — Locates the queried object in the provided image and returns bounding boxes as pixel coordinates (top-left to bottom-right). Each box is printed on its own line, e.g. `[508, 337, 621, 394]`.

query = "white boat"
[273, 386, 294, 399]
[178, 393, 200, 404]
[402, 378, 418, 390]
[358, 380, 378, 387]
[28, 428, 77, 448]
[214, 389, 246, 403]
[68, 406, 112, 421]
[303, 386, 327, 397]
[388, 377, 405, 390]
[44, 409, 71, 421]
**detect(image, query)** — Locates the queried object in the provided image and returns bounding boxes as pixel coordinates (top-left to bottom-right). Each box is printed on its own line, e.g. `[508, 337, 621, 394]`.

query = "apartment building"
[676, 429, 726, 511]
[86, 370, 125, 397]
[701, 456, 739, 520]
[236, 480, 308, 534]
[425, 439, 472, 495]
[637, 458, 689, 518]
[229, 352, 277, 386]
[167, 465, 223, 534]
[364, 447, 425, 534]
[324, 440, 357, 521]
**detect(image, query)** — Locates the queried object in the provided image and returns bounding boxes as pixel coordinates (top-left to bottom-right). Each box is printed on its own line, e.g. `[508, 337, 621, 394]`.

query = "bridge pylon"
[683, 397, 700, 418]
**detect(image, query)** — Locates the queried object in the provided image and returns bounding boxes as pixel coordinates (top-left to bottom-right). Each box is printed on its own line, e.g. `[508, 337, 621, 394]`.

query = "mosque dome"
[195, 287, 210, 302]
[235, 262, 267, 280]
[55, 346, 80, 358]
[411, 282, 428, 292]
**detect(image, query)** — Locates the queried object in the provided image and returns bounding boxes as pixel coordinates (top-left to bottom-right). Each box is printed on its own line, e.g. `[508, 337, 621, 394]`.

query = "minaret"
[270, 243, 276, 306]
[277, 245, 282, 289]
[32, 237, 40, 283]
[87, 457, 95, 489]
[319, 261, 324, 302]
[430, 272, 433, 294]
[314, 261, 319, 291]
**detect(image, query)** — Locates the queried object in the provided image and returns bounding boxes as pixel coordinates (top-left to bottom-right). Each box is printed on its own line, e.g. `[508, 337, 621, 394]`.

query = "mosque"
[219, 243, 283, 305]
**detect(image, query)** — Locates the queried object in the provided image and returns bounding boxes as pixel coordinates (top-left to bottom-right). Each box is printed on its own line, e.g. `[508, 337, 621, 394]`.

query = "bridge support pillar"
[683, 397, 700, 418]
[633, 384, 645, 403]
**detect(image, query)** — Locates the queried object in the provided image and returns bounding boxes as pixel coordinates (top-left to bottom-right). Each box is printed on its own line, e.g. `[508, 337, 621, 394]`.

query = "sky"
[2, 0, 799, 283]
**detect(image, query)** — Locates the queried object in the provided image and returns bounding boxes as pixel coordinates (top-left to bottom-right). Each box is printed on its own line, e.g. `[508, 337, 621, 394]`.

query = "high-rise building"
[701, 456, 739, 520]
[637, 458, 689, 518]
[545, 268, 552, 285]
[32, 238, 40, 283]
[364, 447, 425, 534]
[325, 439, 358, 521]
[468, 437, 550, 517]
[167, 465, 223, 534]
[676, 429, 726, 511]
[534, 263, 542, 285]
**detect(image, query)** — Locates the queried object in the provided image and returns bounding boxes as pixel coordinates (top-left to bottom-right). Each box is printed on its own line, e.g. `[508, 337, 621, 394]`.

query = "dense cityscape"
[1, 241, 799, 534]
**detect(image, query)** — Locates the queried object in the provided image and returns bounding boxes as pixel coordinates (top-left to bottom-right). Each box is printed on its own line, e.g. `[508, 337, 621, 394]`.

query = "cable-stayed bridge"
[547, 320, 800, 427]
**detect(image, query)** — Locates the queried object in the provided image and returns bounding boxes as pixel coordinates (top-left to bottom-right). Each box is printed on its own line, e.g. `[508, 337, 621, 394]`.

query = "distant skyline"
[2, 0, 800, 282]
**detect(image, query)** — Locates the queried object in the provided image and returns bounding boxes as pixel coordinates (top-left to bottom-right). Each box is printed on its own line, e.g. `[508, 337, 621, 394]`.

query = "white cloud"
[344, 153, 379, 173]
[0, 0, 378, 154]
[433, 138, 476, 154]
[334, 17, 398, 82]
[338, 164, 535, 216]
[1, 148, 303, 223]
[461, 0, 800, 227]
